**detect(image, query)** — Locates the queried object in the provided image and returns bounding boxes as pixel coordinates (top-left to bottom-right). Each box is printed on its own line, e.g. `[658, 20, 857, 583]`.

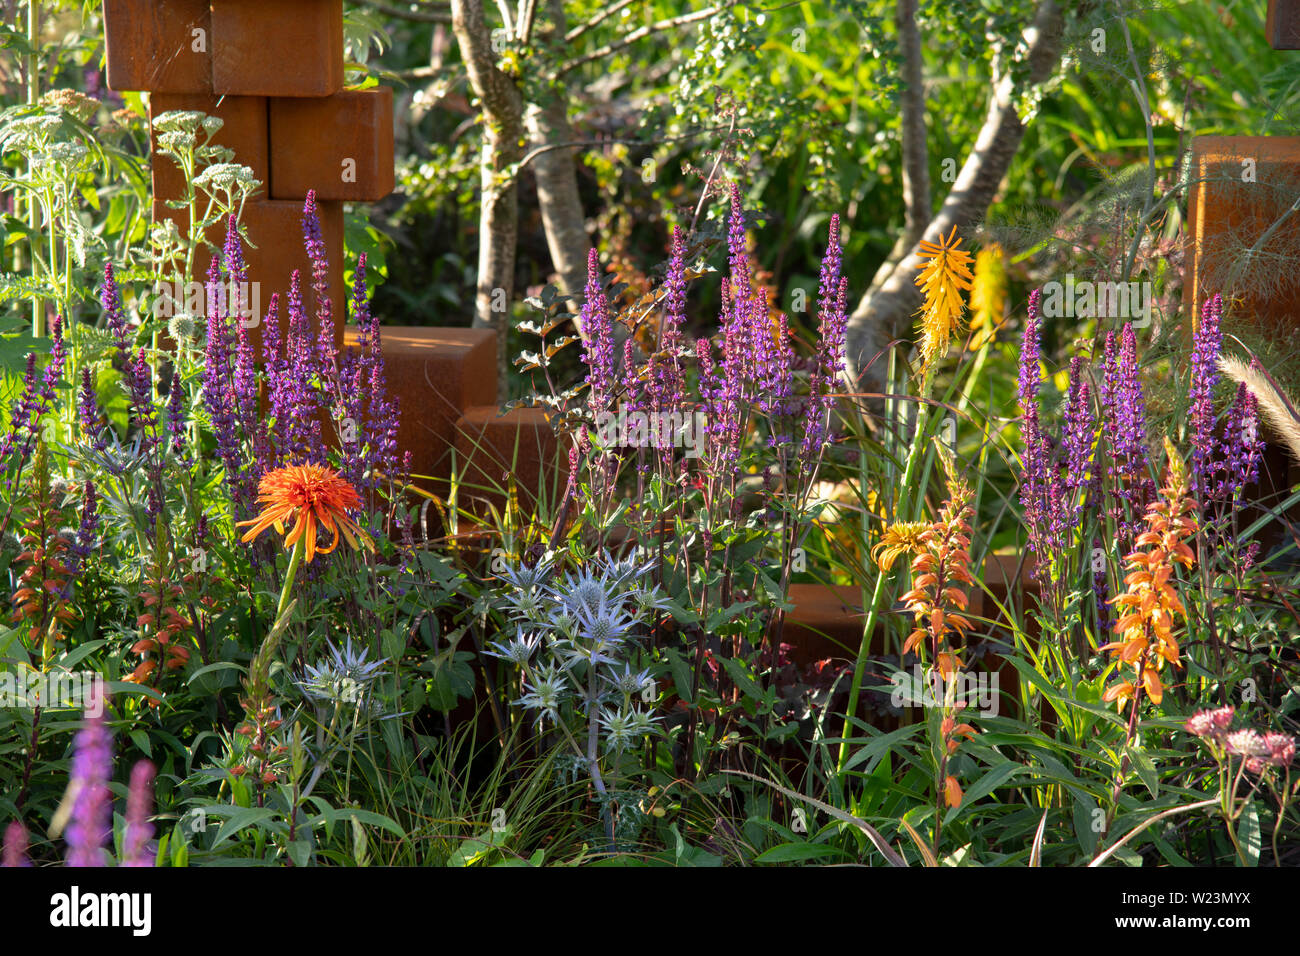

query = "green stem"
[27, 0, 41, 338]
[276, 538, 305, 623]
[837, 380, 934, 772]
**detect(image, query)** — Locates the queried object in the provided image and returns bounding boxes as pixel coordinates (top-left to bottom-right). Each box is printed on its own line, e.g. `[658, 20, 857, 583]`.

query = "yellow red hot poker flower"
[914, 227, 974, 374]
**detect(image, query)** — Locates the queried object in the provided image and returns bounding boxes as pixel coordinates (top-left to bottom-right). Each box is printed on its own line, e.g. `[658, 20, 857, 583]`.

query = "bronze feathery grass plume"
[1218, 354, 1300, 465]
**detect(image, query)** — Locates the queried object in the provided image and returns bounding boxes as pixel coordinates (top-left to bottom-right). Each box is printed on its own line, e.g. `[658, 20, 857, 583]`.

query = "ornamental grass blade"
[898, 818, 938, 867]
[1029, 808, 1049, 867]
[722, 769, 907, 866]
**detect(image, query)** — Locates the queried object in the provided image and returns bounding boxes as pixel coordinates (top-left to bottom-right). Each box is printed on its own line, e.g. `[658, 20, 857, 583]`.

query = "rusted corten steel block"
[153, 197, 346, 355]
[104, 0, 213, 94]
[341, 326, 498, 490]
[453, 406, 567, 516]
[210, 0, 344, 97]
[269, 88, 395, 201]
[149, 93, 269, 212]
[1267, 0, 1300, 49]
[1183, 136, 1300, 339]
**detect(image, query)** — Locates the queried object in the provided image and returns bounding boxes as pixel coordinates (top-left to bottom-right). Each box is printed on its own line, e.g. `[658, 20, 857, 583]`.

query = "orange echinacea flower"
[237, 464, 373, 563]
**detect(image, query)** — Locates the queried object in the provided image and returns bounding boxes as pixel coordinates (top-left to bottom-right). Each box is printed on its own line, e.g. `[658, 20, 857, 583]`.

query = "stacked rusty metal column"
[103, 0, 562, 510]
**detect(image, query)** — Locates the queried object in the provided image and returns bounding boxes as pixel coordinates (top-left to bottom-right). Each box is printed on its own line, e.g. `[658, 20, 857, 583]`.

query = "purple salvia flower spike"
[102, 262, 130, 352]
[65, 710, 113, 867]
[580, 248, 616, 413]
[121, 760, 156, 867]
[1189, 292, 1223, 496]
[2, 821, 28, 867]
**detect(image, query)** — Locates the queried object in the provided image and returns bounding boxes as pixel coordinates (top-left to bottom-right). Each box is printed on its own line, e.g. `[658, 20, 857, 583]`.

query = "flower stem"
[838, 387, 933, 772]
[276, 538, 305, 623]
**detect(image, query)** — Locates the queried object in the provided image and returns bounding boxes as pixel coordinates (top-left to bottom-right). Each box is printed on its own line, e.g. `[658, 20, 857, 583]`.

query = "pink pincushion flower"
[1186, 705, 1235, 742]
[1263, 732, 1296, 768]
[1225, 728, 1268, 759]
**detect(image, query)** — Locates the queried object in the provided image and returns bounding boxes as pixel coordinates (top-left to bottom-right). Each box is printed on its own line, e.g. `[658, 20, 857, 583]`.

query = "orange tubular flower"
[897, 485, 975, 673]
[238, 464, 373, 563]
[1101, 454, 1197, 712]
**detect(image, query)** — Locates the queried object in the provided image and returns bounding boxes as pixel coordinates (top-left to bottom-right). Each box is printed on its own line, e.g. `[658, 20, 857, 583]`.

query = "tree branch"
[516, 0, 540, 45]
[452, 0, 525, 400]
[896, 0, 931, 251]
[494, 0, 515, 36]
[844, 0, 1066, 392]
[358, 0, 452, 22]
[565, 0, 639, 44]
[554, 1, 737, 78]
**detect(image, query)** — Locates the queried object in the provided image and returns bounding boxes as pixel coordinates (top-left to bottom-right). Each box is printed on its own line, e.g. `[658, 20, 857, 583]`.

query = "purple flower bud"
[102, 262, 130, 352]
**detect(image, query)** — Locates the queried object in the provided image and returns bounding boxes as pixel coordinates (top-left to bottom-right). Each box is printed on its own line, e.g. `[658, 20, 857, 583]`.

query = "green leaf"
[1073, 795, 1100, 858]
[381, 627, 406, 660]
[339, 809, 407, 840]
[754, 842, 852, 864]
[287, 839, 313, 867]
[1129, 747, 1159, 799]
[841, 724, 925, 774]
[942, 762, 1020, 824]
[720, 656, 764, 704]
[55, 639, 108, 670]
[186, 661, 244, 684]
[663, 646, 694, 705]
[207, 806, 279, 846]
[706, 601, 757, 632]
[128, 729, 152, 758]
[425, 650, 475, 712]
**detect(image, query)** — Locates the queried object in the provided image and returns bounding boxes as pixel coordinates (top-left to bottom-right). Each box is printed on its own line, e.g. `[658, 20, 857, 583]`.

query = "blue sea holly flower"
[607, 663, 653, 698]
[597, 552, 656, 590]
[628, 583, 673, 616]
[600, 708, 636, 753]
[485, 627, 543, 666]
[297, 638, 387, 707]
[497, 553, 555, 592]
[515, 664, 568, 724]
[555, 565, 613, 616]
[573, 592, 635, 646]
[501, 585, 547, 623]
[627, 709, 661, 738]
